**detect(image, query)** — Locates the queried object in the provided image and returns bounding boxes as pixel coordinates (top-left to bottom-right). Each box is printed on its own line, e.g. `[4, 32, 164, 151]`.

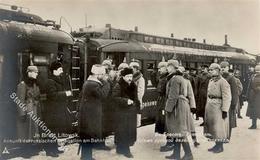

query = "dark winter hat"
[220, 61, 229, 68]
[121, 67, 133, 77]
[50, 61, 62, 72]
[201, 64, 209, 68]
[27, 66, 38, 73]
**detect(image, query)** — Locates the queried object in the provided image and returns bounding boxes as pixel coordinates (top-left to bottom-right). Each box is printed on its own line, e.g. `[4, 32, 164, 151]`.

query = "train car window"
[156, 37, 161, 44]
[170, 39, 174, 45]
[165, 39, 170, 45]
[160, 38, 165, 45]
[175, 40, 179, 46]
[149, 37, 154, 43]
[146, 61, 158, 88]
[137, 34, 144, 42]
[144, 36, 149, 43]
[33, 55, 49, 65]
[183, 42, 187, 47]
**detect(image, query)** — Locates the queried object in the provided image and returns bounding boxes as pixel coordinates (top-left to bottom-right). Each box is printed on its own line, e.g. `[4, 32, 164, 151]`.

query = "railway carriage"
[73, 25, 256, 125]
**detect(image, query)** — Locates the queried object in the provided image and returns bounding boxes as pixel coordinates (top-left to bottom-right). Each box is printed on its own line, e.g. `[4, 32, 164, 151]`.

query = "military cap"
[102, 59, 113, 68]
[27, 66, 38, 73]
[158, 56, 167, 69]
[209, 63, 221, 70]
[178, 66, 185, 73]
[167, 59, 179, 68]
[220, 61, 230, 68]
[91, 64, 106, 75]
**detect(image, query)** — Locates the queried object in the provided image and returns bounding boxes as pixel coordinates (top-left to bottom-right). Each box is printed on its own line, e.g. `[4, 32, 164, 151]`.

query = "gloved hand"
[222, 111, 227, 119]
[190, 108, 196, 114]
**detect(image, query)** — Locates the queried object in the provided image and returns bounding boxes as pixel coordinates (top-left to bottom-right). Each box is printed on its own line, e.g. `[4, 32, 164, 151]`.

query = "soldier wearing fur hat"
[129, 59, 145, 127]
[78, 64, 110, 160]
[16, 66, 41, 148]
[43, 61, 73, 156]
[246, 64, 260, 129]
[112, 67, 139, 158]
[204, 63, 231, 153]
[165, 59, 194, 160]
[220, 61, 239, 139]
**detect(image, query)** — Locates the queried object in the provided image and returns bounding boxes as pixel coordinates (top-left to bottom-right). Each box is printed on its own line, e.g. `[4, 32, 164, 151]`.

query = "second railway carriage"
[72, 25, 256, 125]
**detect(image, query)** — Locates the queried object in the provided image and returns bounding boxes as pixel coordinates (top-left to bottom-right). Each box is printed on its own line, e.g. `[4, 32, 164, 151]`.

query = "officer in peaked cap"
[219, 60, 239, 140]
[204, 62, 231, 153]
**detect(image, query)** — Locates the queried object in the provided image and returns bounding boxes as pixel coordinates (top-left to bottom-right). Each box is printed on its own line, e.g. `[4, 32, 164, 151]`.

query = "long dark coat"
[16, 79, 40, 139]
[78, 75, 110, 139]
[222, 73, 239, 129]
[155, 73, 168, 134]
[102, 76, 117, 137]
[44, 75, 72, 134]
[246, 74, 260, 119]
[196, 72, 210, 118]
[112, 78, 139, 146]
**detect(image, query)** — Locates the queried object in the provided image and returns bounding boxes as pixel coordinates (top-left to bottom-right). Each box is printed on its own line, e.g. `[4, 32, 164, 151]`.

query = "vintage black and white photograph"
[0, 0, 259, 159]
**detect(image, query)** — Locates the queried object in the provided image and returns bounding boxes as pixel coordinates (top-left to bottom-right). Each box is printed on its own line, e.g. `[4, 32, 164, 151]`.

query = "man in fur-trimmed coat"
[112, 67, 139, 158]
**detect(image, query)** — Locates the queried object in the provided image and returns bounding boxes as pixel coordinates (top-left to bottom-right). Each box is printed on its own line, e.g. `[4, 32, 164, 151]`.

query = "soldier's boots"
[208, 144, 218, 152]
[160, 143, 174, 152]
[208, 143, 223, 153]
[248, 125, 257, 129]
[116, 145, 133, 158]
[249, 119, 257, 129]
[181, 154, 194, 160]
[165, 142, 180, 160]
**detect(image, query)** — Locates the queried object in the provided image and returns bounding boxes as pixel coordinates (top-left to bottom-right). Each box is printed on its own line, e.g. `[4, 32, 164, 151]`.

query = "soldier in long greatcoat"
[155, 59, 168, 134]
[165, 60, 193, 160]
[16, 66, 41, 152]
[78, 64, 110, 160]
[246, 64, 260, 129]
[204, 63, 231, 153]
[196, 65, 211, 125]
[16, 66, 40, 139]
[220, 61, 239, 139]
[112, 67, 139, 158]
[154, 59, 173, 152]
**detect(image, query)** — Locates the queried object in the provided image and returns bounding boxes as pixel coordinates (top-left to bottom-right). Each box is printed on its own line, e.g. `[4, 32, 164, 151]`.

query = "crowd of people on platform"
[13, 56, 260, 160]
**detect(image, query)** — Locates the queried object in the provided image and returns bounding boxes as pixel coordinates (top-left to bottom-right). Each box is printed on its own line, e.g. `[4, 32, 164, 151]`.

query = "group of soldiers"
[14, 55, 260, 160]
[154, 58, 260, 160]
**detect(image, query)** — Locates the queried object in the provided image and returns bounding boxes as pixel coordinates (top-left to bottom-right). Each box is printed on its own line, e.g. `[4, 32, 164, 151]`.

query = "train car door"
[141, 60, 159, 125]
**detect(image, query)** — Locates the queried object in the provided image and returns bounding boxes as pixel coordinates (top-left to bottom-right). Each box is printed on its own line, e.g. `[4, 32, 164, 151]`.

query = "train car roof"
[91, 38, 256, 62]
[0, 21, 74, 44]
